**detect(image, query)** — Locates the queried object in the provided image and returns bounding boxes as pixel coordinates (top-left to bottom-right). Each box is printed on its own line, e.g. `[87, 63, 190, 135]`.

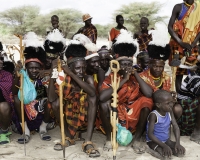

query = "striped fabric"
[177, 71, 200, 135]
[178, 71, 200, 100]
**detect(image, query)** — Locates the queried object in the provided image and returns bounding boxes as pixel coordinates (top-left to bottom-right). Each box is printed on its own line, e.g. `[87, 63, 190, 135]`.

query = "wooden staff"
[110, 60, 120, 160]
[108, 32, 112, 50]
[15, 34, 26, 155]
[171, 50, 179, 92]
[57, 59, 66, 159]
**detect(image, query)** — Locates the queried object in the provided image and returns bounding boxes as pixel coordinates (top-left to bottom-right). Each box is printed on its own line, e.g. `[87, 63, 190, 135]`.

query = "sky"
[0, 0, 182, 25]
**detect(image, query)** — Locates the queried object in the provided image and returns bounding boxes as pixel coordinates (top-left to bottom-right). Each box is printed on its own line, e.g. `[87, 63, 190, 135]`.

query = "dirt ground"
[1, 126, 200, 160]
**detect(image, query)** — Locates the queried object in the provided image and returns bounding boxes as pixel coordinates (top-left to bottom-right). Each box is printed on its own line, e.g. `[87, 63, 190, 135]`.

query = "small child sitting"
[146, 90, 185, 159]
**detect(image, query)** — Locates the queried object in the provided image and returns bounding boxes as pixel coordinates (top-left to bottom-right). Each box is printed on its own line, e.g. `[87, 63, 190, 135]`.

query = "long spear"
[15, 34, 26, 155]
[57, 59, 66, 159]
[110, 60, 120, 160]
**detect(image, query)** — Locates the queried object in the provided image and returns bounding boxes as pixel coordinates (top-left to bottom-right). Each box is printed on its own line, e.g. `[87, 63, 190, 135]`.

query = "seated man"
[0, 42, 13, 144]
[140, 22, 183, 120]
[146, 90, 185, 159]
[99, 29, 153, 153]
[13, 32, 51, 143]
[48, 39, 100, 158]
[177, 61, 200, 143]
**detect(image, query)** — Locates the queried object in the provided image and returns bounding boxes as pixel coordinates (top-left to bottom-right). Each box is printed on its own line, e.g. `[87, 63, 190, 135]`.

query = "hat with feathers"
[147, 22, 170, 61]
[23, 32, 46, 66]
[113, 29, 139, 61]
[73, 34, 98, 60]
[65, 40, 87, 65]
[44, 29, 66, 55]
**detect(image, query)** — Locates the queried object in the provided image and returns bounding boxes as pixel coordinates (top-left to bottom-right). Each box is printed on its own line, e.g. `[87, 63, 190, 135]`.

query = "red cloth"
[101, 74, 153, 132]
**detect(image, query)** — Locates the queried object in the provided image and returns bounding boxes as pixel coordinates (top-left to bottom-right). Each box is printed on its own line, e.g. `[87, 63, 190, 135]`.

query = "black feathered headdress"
[113, 29, 139, 61]
[147, 23, 170, 61]
[23, 32, 46, 66]
[66, 34, 98, 64]
[44, 29, 66, 56]
[65, 40, 87, 65]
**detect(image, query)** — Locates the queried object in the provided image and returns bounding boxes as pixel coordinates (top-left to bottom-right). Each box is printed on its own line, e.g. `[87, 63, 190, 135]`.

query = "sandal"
[54, 137, 75, 151]
[82, 141, 100, 158]
[40, 131, 51, 141]
[17, 134, 30, 144]
[0, 132, 12, 145]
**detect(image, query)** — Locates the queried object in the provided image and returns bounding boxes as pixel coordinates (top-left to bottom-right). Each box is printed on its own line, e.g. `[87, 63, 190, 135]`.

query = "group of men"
[1, 0, 200, 159]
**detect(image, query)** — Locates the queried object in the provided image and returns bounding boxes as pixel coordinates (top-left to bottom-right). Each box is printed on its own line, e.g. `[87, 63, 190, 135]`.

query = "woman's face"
[150, 60, 165, 78]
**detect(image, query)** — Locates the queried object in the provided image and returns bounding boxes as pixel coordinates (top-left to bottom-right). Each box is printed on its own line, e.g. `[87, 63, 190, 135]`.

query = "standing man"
[110, 15, 127, 44]
[134, 17, 152, 52]
[168, 0, 200, 93]
[74, 14, 97, 44]
[47, 15, 62, 35]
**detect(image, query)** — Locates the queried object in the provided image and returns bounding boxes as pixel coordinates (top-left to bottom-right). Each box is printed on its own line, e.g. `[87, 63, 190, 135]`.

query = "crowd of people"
[1, 0, 200, 159]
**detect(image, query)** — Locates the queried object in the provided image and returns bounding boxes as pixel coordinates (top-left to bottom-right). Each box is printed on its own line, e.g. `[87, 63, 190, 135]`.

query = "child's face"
[157, 94, 174, 112]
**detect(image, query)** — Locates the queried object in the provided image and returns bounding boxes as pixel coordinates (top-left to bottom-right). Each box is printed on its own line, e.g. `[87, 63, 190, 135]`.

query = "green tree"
[0, 5, 40, 35]
[113, 1, 167, 34]
[32, 8, 83, 38]
[95, 24, 114, 38]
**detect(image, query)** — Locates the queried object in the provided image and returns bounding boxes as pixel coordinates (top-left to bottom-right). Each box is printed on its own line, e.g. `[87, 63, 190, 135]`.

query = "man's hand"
[170, 91, 177, 102]
[15, 60, 23, 72]
[51, 58, 59, 69]
[162, 145, 172, 158]
[37, 69, 51, 79]
[180, 42, 192, 51]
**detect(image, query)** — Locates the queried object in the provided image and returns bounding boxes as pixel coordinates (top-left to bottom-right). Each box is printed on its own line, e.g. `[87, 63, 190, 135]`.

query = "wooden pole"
[171, 50, 179, 92]
[57, 59, 66, 159]
[110, 60, 120, 160]
[15, 34, 26, 155]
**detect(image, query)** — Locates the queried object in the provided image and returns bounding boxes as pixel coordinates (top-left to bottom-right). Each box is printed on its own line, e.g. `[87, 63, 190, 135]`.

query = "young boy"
[146, 90, 185, 159]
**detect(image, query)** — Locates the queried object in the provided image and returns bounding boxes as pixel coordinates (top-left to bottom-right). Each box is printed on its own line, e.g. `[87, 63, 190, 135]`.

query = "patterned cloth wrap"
[137, 32, 152, 52]
[178, 71, 200, 135]
[169, 1, 200, 75]
[55, 76, 88, 136]
[81, 24, 97, 44]
[101, 73, 153, 133]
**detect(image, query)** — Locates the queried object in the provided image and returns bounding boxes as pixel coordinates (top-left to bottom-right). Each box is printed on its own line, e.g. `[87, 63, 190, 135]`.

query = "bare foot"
[103, 141, 112, 151]
[131, 141, 145, 154]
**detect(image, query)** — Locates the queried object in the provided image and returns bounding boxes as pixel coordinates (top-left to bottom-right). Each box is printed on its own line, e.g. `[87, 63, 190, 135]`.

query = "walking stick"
[57, 59, 66, 159]
[15, 34, 26, 155]
[110, 60, 120, 160]
[171, 50, 179, 92]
